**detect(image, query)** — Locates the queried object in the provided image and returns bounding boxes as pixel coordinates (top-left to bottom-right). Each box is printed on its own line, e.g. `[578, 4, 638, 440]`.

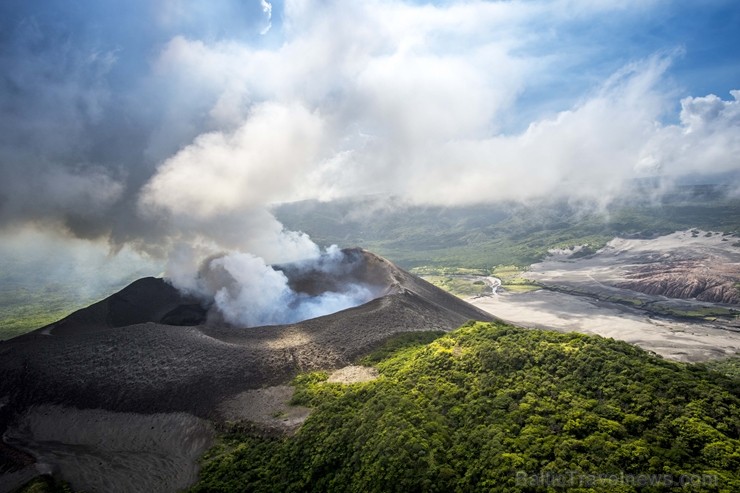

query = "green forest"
[275, 192, 740, 269]
[191, 322, 740, 492]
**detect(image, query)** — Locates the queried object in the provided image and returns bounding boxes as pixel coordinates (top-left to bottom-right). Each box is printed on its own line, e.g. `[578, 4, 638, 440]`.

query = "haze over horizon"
[1, 0, 739, 279]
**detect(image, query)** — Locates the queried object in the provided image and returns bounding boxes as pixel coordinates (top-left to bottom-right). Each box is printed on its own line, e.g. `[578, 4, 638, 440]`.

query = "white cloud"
[680, 90, 740, 133]
[261, 0, 272, 18]
[640, 90, 740, 178]
[138, 0, 740, 253]
[260, 0, 272, 35]
[4, 0, 737, 325]
[140, 102, 325, 219]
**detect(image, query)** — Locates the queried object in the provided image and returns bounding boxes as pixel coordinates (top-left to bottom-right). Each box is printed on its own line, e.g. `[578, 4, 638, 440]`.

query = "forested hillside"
[191, 322, 740, 492]
[275, 190, 740, 269]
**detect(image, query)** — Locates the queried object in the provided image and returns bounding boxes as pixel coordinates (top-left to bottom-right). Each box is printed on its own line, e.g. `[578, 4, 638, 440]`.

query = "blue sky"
[510, 0, 740, 125]
[0, 0, 739, 263]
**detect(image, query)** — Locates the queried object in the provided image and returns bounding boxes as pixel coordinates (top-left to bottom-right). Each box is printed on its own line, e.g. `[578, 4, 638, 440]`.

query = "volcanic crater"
[0, 249, 493, 493]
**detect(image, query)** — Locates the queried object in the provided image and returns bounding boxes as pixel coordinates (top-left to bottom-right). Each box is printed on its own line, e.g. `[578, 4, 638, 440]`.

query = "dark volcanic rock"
[34, 277, 208, 337]
[0, 250, 493, 421]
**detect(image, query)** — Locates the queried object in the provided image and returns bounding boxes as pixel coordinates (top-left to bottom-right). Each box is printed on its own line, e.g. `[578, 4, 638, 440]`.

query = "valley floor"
[469, 230, 740, 362]
[470, 290, 740, 362]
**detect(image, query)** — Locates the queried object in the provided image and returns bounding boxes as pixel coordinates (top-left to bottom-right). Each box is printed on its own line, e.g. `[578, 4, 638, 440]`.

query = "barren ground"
[3, 406, 213, 493]
[217, 386, 311, 434]
[0, 250, 493, 492]
[327, 365, 379, 384]
[471, 291, 740, 362]
[470, 231, 740, 362]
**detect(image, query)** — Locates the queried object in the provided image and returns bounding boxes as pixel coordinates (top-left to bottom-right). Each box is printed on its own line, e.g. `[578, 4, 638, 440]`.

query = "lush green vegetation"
[410, 265, 540, 298]
[409, 267, 491, 298]
[490, 265, 541, 293]
[191, 322, 740, 492]
[358, 330, 447, 366]
[0, 284, 81, 340]
[275, 192, 740, 269]
[416, 275, 490, 298]
[702, 357, 740, 381]
[0, 241, 158, 339]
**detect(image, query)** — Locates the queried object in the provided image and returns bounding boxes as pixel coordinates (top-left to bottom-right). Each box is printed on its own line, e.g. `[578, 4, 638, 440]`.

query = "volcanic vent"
[0, 249, 492, 416]
[0, 249, 493, 492]
[183, 246, 396, 328]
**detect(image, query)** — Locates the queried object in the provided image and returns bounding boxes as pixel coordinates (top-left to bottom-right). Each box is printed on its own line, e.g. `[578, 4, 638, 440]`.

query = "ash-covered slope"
[0, 250, 492, 419]
[32, 277, 208, 337]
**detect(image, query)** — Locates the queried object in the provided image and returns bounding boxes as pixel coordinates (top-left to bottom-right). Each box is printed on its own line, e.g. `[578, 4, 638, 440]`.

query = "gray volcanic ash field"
[471, 231, 740, 362]
[0, 249, 492, 492]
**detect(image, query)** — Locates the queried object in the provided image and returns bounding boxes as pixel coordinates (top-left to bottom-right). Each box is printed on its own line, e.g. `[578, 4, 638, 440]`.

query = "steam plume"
[167, 245, 383, 327]
[1, 0, 739, 302]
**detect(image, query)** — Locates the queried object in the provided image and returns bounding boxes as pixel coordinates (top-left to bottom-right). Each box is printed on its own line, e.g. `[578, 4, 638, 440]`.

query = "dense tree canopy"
[191, 322, 740, 492]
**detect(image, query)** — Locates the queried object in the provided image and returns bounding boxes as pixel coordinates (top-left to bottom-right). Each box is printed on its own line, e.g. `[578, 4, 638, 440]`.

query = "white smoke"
[5, 0, 738, 317]
[167, 244, 382, 327]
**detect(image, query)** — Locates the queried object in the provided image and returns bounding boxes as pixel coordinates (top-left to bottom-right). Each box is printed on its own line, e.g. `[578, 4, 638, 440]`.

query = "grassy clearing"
[0, 309, 73, 340]
[0, 286, 82, 340]
[492, 265, 541, 293]
[413, 265, 542, 297]
[500, 283, 541, 293]
[417, 275, 490, 298]
[411, 266, 492, 297]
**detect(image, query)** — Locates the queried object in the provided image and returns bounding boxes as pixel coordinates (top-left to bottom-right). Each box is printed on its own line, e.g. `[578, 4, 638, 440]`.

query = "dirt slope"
[0, 250, 492, 491]
[0, 249, 492, 490]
